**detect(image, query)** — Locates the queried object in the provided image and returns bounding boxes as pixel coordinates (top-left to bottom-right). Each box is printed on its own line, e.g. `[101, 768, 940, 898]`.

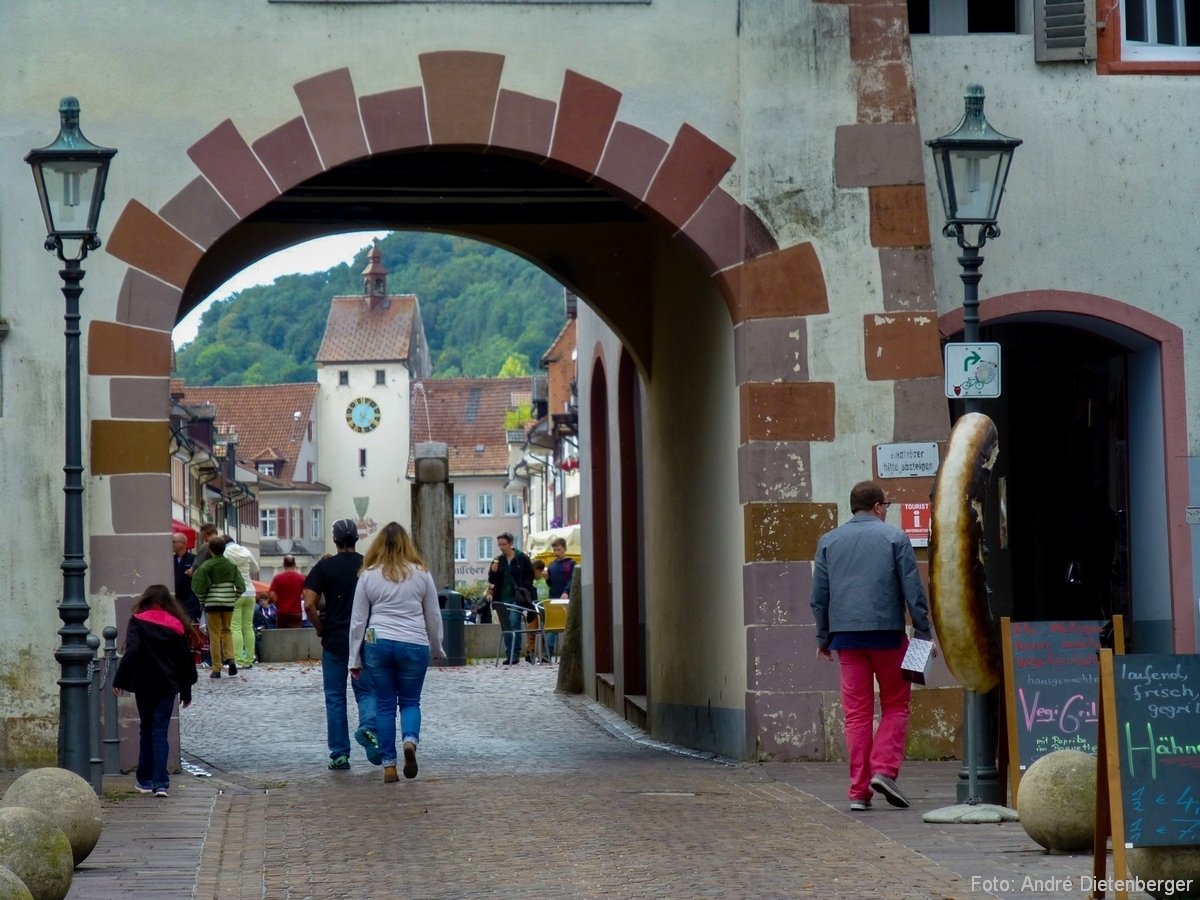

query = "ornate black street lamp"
[927, 83, 1022, 357]
[26, 97, 116, 779]
[927, 84, 1019, 807]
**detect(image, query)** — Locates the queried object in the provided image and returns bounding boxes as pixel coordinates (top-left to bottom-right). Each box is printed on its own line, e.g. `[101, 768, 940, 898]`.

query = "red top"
[269, 570, 306, 617]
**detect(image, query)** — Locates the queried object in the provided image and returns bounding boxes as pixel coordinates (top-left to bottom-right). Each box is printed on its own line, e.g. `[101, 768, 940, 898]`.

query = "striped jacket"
[191, 556, 245, 610]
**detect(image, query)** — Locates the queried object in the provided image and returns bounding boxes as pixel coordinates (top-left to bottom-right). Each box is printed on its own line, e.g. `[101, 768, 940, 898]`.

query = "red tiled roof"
[316, 293, 419, 364]
[410, 377, 529, 477]
[171, 382, 319, 488]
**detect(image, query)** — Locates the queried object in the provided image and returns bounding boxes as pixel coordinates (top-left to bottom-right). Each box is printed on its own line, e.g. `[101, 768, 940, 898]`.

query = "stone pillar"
[411, 442, 453, 589]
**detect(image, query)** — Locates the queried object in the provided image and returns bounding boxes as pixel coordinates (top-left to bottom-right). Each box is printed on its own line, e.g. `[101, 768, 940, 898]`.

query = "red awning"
[171, 519, 198, 549]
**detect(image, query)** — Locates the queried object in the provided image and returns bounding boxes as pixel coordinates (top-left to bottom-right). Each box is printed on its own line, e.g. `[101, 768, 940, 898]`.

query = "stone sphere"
[1015, 749, 1096, 853]
[0, 865, 33, 900]
[1127, 847, 1200, 899]
[1, 768, 102, 865]
[0, 807, 73, 900]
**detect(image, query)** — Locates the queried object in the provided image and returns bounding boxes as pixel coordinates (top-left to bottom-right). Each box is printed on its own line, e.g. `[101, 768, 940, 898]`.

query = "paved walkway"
[18, 661, 1138, 898]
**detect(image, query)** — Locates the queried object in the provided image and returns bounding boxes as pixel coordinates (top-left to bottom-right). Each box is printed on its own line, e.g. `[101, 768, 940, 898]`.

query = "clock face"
[346, 397, 381, 433]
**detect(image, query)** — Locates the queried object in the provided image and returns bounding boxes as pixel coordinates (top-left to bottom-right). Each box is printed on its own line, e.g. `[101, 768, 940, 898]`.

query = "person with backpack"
[112, 584, 199, 797]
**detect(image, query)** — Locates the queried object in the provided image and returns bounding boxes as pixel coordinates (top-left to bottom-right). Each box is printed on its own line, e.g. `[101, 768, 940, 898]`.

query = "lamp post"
[26, 97, 116, 779]
[927, 84, 1022, 358]
[926, 84, 1020, 805]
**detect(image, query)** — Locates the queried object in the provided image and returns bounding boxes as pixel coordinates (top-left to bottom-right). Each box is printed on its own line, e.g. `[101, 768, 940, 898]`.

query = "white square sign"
[945, 342, 1002, 399]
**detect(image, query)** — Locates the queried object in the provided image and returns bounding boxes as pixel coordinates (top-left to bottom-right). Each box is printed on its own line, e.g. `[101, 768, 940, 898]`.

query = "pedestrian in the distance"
[546, 536, 575, 600]
[172, 532, 201, 623]
[112, 584, 199, 798]
[269, 554, 306, 629]
[303, 519, 378, 771]
[191, 536, 245, 678]
[222, 534, 259, 670]
[349, 521, 445, 784]
[810, 480, 935, 812]
[485, 532, 535, 665]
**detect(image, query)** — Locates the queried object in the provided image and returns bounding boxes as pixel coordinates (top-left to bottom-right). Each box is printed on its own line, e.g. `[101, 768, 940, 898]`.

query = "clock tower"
[314, 242, 431, 537]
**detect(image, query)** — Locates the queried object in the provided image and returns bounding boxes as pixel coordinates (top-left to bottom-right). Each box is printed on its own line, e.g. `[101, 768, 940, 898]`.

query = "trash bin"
[437, 589, 466, 666]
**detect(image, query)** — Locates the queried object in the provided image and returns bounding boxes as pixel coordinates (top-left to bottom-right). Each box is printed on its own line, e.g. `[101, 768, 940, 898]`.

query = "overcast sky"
[171, 230, 390, 347]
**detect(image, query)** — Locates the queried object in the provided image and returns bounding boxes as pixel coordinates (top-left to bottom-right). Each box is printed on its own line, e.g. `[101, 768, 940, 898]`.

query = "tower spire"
[362, 239, 388, 301]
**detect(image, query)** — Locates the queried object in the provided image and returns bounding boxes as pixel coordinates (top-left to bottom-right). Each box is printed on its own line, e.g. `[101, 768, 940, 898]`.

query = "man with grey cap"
[303, 518, 379, 770]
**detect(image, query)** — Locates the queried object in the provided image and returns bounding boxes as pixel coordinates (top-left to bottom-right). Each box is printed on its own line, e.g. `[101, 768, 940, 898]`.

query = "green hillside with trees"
[173, 232, 565, 385]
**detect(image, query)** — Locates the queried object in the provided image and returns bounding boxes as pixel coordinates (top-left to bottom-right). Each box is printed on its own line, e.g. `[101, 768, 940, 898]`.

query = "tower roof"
[315, 293, 420, 364]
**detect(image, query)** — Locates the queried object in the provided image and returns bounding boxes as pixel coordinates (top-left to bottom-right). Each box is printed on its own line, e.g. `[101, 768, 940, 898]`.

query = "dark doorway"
[590, 361, 615, 679]
[961, 324, 1131, 626]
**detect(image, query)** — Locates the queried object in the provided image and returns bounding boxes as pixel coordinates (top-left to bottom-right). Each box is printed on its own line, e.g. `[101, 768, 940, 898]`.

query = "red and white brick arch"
[91, 24, 941, 760]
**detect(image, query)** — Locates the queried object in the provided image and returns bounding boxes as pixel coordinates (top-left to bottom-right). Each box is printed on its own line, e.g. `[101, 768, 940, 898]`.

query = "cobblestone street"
[44, 661, 1119, 898]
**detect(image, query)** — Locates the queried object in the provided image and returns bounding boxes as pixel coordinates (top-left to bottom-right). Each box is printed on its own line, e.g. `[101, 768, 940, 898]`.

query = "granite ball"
[1015, 749, 1096, 853]
[1, 768, 102, 865]
[0, 807, 73, 900]
[1127, 847, 1200, 899]
[0, 865, 34, 900]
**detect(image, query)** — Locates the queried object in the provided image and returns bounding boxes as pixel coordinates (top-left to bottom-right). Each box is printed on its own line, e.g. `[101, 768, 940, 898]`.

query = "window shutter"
[1035, 0, 1096, 62]
[277, 508, 286, 538]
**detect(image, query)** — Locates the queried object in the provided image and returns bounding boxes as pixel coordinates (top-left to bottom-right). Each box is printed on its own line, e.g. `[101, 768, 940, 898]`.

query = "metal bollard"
[87, 633, 103, 796]
[437, 589, 466, 666]
[102, 626, 121, 775]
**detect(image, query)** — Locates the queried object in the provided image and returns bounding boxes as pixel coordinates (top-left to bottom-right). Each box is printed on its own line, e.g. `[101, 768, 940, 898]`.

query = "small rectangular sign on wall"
[899, 502, 931, 547]
[875, 442, 939, 479]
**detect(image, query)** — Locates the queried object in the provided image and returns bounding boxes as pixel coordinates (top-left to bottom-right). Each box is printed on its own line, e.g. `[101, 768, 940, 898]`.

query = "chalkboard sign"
[1109, 653, 1200, 848]
[1001, 618, 1120, 803]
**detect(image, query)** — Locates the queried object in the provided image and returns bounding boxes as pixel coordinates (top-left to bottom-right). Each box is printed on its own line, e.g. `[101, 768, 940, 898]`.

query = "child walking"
[113, 584, 199, 797]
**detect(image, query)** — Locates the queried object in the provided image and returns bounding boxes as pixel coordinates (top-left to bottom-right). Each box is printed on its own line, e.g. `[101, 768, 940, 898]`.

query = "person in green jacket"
[191, 536, 246, 679]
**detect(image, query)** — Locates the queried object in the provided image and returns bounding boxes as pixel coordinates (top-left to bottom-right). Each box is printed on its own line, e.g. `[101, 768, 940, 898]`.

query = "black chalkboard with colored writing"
[1000, 618, 1123, 803]
[1110, 653, 1200, 848]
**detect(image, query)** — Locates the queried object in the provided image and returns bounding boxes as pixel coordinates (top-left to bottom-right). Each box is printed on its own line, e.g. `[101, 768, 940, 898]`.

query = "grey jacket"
[810, 512, 932, 650]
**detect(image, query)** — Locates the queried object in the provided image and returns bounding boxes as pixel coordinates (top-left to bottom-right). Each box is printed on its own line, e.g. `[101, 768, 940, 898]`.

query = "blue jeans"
[135, 692, 175, 791]
[322, 647, 377, 760]
[363, 639, 430, 766]
[501, 606, 524, 661]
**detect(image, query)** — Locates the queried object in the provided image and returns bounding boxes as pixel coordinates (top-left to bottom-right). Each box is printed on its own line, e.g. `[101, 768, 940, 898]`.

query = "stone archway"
[85, 34, 941, 759]
[87, 51, 805, 605]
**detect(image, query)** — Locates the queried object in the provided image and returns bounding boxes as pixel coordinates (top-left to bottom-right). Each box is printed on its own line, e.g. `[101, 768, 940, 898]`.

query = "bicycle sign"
[945, 342, 1002, 399]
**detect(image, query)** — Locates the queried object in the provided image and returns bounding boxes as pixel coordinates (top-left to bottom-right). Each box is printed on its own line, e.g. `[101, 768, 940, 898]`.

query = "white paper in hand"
[901, 638, 935, 685]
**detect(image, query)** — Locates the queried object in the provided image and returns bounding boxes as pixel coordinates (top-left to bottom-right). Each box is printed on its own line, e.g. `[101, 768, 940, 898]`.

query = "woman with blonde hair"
[348, 521, 445, 783]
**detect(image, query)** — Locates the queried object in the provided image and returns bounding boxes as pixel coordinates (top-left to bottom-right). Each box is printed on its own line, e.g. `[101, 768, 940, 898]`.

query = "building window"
[453, 493, 467, 517]
[1122, 0, 1200, 59]
[478, 536, 494, 560]
[375, 369, 386, 385]
[478, 493, 494, 517]
[311, 507, 322, 540]
[260, 508, 278, 538]
[258, 462, 274, 476]
[504, 493, 522, 516]
[338, 370, 349, 386]
[291, 507, 303, 539]
[907, 0, 1017, 34]
[454, 538, 467, 562]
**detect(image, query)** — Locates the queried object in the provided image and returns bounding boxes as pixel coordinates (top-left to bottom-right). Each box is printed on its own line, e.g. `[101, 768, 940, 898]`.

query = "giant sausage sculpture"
[929, 412, 1001, 693]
